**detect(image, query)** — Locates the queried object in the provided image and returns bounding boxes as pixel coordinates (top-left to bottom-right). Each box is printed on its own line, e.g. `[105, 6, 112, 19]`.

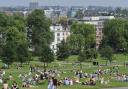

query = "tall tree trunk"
[80, 62, 82, 70]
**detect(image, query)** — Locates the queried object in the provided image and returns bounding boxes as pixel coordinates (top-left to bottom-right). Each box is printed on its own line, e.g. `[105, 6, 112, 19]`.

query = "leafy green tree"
[40, 46, 54, 69]
[102, 19, 128, 52]
[57, 16, 68, 27]
[68, 22, 96, 54]
[57, 40, 70, 61]
[0, 13, 8, 58]
[16, 43, 30, 66]
[0, 14, 30, 66]
[99, 46, 114, 65]
[2, 26, 18, 66]
[78, 48, 98, 69]
[27, 9, 54, 67]
[13, 14, 30, 66]
[78, 48, 98, 62]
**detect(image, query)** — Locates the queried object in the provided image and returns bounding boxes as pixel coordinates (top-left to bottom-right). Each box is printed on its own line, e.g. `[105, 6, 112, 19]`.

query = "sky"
[0, 0, 128, 7]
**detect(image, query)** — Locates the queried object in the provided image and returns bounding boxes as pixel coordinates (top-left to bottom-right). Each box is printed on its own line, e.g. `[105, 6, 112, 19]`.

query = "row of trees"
[57, 22, 98, 64]
[0, 9, 128, 68]
[0, 10, 54, 68]
[101, 19, 128, 52]
[57, 19, 128, 64]
[0, 13, 30, 67]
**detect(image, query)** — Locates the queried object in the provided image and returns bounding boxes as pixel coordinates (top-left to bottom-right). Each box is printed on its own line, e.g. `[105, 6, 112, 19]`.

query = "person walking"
[48, 77, 53, 89]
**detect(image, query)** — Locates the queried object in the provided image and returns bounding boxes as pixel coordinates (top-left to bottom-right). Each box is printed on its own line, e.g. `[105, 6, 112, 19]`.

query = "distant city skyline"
[0, 0, 128, 7]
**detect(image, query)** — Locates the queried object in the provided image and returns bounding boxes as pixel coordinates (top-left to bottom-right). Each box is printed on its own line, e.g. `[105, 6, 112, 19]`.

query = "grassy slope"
[0, 54, 128, 89]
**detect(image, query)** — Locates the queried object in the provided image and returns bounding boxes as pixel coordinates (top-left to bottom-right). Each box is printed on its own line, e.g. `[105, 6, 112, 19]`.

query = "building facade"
[50, 24, 70, 53]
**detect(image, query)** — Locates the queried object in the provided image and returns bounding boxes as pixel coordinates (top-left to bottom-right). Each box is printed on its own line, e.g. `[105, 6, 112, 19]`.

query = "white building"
[44, 9, 61, 18]
[50, 24, 70, 53]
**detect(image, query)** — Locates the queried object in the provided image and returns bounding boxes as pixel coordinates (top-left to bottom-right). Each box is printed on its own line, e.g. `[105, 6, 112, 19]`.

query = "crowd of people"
[0, 64, 128, 89]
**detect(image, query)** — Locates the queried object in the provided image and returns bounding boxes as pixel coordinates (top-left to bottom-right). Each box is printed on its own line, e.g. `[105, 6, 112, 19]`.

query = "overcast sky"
[0, 0, 128, 7]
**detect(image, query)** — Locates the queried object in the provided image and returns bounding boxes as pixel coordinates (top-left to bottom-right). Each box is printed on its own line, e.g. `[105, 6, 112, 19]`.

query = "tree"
[40, 46, 54, 69]
[16, 43, 30, 66]
[0, 13, 8, 58]
[2, 27, 19, 66]
[68, 22, 96, 54]
[27, 9, 54, 67]
[78, 48, 98, 69]
[57, 16, 68, 27]
[102, 19, 128, 52]
[13, 15, 31, 66]
[0, 14, 30, 67]
[2, 43, 17, 67]
[57, 40, 70, 61]
[99, 46, 114, 65]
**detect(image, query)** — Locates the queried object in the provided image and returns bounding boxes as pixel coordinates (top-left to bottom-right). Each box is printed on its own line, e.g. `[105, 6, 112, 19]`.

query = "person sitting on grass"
[74, 77, 81, 83]
[11, 81, 19, 89]
[69, 78, 73, 85]
[82, 77, 90, 85]
[2, 80, 9, 89]
[89, 77, 96, 86]
[9, 74, 13, 80]
[22, 80, 30, 88]
[58, 79, 63, 86]
[0, 77, 3, 84]
[82, 77, 96, 86]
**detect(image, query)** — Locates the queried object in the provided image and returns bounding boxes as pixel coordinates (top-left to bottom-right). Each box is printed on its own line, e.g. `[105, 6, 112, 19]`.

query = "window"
[57, 33, 60, 36]
[99, 32, 102, 35]
[99, 28, 102, 31]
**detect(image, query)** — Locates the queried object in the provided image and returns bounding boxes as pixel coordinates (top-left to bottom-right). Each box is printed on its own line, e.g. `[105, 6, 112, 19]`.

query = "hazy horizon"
[0, 0, 128, 7]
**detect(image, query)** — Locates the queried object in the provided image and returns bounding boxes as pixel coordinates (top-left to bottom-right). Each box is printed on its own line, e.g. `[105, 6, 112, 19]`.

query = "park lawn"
[0, 54, 128, 89]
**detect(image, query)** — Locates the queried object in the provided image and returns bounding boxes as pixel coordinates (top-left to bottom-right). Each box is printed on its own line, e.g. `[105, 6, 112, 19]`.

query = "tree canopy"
[68, 22, 96, 55]
[26, 9, 54, 67]
[101, 19, 128, 53]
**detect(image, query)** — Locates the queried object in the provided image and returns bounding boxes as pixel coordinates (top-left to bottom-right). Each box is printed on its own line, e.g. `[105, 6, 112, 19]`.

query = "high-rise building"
[29, 2, 39, 10]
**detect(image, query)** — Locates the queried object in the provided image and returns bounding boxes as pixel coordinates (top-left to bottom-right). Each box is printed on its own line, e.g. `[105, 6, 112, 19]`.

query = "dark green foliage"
[99, 46, 114, 63]
[101, 19, 128, 53]
[57, 40, 70, 61]
[68, 22, 96, 54]
[78, 48, 98, 62]
[27, 9, 53, 56]
[0, 13, 31, 66]
[27, 9, 54, 66]
[40, 46, 54, 63]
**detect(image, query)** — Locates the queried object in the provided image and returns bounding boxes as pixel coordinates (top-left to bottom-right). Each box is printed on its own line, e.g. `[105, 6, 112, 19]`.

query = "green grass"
[0, 54, 128, 89]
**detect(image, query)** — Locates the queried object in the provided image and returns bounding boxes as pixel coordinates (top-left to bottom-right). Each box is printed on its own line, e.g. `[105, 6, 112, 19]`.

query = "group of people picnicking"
[0, 65, 128, 89]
